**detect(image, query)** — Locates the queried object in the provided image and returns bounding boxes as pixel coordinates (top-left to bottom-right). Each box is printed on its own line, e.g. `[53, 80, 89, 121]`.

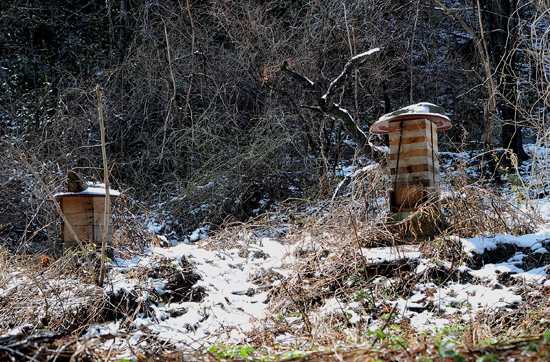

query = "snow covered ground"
[4, 146, 550, 360]
[81, 213, 550, 356]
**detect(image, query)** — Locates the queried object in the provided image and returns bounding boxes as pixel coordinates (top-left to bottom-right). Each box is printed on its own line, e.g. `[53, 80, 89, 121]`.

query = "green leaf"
[523, 342, 538, 352]
[477, 354, 500, 361]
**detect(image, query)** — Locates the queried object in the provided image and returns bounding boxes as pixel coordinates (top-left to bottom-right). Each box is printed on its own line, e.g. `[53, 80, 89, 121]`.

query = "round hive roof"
[47, 185, 120, 201]
[369, 102, 451, 134]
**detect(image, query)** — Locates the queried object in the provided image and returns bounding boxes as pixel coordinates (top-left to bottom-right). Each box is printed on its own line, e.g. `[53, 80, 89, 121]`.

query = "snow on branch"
[281, 60, 315, 90]
[322, 48, 381, 106]
[280, 48, 382, 158]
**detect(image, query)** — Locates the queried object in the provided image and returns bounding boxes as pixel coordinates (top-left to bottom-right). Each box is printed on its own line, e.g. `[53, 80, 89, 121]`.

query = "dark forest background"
[1, 0, 549, 244]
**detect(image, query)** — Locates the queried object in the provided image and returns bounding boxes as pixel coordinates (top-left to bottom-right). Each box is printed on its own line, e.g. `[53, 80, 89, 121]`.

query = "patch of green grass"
[206, 345, 256, 361]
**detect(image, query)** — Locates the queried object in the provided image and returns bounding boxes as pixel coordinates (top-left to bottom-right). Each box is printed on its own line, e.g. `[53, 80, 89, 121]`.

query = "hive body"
[388, 118, 439, 214]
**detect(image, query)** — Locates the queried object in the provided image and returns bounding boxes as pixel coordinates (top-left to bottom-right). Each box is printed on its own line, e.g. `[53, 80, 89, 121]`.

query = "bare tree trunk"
[434, 0, 527, 160]
[118, 0, 130, 61]
[433, 0, 498, 152]
[481, 0, 528, 160]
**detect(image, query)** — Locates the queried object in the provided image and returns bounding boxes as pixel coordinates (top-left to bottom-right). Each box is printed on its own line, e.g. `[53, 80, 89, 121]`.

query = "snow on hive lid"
[369, 102, 451, 135]
[48, 184, 120, 201]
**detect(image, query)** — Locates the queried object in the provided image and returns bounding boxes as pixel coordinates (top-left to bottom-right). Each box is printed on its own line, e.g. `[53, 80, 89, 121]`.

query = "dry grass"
[1, 154, 548, 361]
[0, 253, 130, 335]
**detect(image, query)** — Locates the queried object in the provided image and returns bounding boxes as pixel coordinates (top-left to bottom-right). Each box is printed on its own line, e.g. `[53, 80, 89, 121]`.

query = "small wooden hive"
[370, 103, 451, 220]
[48, 186, 120, 251]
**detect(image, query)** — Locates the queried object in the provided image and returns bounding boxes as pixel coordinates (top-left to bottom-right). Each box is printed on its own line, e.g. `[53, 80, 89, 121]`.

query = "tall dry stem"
[97, 85, 110, 286]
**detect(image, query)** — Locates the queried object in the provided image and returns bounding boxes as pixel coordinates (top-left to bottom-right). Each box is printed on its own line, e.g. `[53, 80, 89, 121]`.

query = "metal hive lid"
[47, 185, 120, 201]
[369, 102, 451, 135]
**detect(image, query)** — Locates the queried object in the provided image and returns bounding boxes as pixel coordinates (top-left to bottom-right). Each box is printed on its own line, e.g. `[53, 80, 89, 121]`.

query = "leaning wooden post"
[370, 103, 451, 235]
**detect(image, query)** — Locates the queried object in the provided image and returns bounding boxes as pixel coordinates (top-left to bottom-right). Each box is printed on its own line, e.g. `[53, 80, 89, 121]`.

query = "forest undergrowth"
[2, 147, 550, 362]
[3, 0, 550, 360]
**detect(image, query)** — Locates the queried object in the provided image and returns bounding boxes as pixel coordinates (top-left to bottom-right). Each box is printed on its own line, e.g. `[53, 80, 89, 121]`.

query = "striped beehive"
[388, 118, 439, 213]
[370, 103, 451, 224]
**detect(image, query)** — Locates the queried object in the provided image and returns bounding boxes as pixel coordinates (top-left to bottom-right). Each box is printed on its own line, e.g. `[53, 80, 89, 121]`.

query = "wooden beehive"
[388, 118, 439, 213]
[49, 188, 119, 252]
[370, 102, 451, 224]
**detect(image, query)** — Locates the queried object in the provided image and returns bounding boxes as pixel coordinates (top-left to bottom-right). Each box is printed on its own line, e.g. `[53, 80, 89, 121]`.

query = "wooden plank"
[391, 163, 435, 175]
[393, 184, 426, 207]
[93, 198, 104, 242]
[388, 122, 430, 132]
[62, 197, 93, 225]
[388, 128, 435, 141]
[58, 195, 115, 250]
[388, 117, 441, 212]
[388, 119, 437, 132]
[394, 170, 435, 184]
[390, 141, 438, 154]
[393, 155, 439, 167]
[389, 118, 430, 126]
[64, 224, 92, 243]
[93, 225, 113, 243]
[61, 196, 93, 243]
[59, 198, 65, 244]
[388, 126, 431, 140]
[389, 126, 438, 146]
[403, 119, 437, 131]
[390, 154, 437, 165]
[389, 148, 429, 160]
[93, 197, 113, 243]
[400, 118, 436, 126]
[389, 136, 438, 147]
[388, 123, 430, 133]
[389, 156, 439, 169]
[93, 197, 106, 215]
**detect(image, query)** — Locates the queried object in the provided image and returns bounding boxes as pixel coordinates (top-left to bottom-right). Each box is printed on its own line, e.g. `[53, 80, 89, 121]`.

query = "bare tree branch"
[281, 61, 316, 90]
[322, 48, 381, 105]
[301, 105, 323, 113]
[281, 48, 382, 158]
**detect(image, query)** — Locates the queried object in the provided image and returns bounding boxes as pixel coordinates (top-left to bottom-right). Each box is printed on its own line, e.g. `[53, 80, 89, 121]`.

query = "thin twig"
[370, 302, 398, 348]
[410, 1, 420, 104]
[159, 18, 177, 160]
[183, 0, 196, 146]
